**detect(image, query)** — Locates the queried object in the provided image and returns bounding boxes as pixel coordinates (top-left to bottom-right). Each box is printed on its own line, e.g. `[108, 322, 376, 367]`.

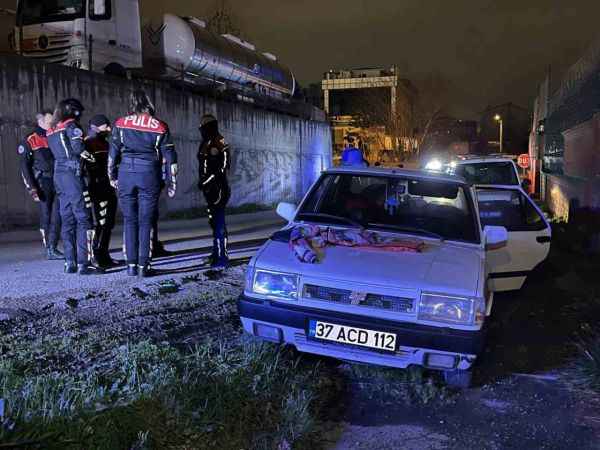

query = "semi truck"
[12, 0, 295, 98]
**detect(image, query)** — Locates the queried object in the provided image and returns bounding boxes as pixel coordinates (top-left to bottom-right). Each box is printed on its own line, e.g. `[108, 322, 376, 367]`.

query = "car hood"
[254, 239, 483, 297]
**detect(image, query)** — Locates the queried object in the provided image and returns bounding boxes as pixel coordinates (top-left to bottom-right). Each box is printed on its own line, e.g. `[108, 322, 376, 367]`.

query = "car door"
[476, 186, 551, 291]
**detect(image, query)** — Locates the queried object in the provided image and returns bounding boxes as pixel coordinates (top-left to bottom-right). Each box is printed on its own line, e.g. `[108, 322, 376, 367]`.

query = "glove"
[29, 189, 40, 202]
[167, 163, 177, 198]
[80, 150, 96, 163]
[167, 183, 177, 198]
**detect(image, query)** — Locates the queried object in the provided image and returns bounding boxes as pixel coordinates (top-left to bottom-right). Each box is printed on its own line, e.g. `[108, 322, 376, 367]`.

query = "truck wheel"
[443, 369, 472, 389]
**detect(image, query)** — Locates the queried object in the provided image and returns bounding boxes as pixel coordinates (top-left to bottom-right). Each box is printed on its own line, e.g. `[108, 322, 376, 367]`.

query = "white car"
[447, 155, 523, 187]
[238, 167, 551, 387]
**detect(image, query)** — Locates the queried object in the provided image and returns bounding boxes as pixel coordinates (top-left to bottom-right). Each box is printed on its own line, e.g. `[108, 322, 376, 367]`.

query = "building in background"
[528, 71, 550, 198]
[0, 9, 14, 56]
[529, 36, 600, 219]
[480, 103, 531, 155]
[322, 66, 417, 165]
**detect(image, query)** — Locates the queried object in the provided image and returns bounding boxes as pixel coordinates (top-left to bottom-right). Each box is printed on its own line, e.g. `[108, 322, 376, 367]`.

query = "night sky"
[4, 0, 600, 118]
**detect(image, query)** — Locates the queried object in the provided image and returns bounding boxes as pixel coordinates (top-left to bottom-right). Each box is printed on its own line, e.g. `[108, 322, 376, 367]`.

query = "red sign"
[517, 153, 530, 169]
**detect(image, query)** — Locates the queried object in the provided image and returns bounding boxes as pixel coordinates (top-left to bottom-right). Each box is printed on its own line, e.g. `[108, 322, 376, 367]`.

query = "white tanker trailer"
[12, 0, 295, 97]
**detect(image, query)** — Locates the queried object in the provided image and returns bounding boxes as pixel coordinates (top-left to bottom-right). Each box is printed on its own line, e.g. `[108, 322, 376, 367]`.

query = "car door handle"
[536, 236, 551, 243]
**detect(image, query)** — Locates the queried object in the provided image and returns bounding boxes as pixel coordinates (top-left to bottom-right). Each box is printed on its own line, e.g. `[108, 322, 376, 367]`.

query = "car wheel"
[443, 369, 472, 389]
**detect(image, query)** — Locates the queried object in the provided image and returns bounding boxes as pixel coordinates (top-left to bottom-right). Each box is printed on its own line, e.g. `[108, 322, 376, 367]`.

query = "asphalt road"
[0, 211, 284, 301]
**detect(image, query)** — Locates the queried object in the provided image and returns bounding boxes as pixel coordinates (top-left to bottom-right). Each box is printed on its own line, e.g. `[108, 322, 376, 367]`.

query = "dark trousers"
[54, 169, 93, 264]
[208, 205, 228, 262]
[118, 160, 161, 267]
[208, 206, 228, 240]
[37, 176, 61, 249]
[89, 180, 118, 257]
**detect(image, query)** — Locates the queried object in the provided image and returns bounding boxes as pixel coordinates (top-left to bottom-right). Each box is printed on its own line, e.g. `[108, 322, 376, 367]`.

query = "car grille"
[303, 284, 414, 313]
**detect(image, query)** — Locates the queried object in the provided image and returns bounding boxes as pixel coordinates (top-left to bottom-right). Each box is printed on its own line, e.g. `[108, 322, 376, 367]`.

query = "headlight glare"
[418, 293, 473, 325]
[252, 270, 299, 300]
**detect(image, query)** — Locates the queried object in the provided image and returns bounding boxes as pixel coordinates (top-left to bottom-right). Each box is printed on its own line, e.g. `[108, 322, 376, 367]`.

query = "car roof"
[454, 155, 517, 165]
[324, 166, 468, 185]
[473, 183, 523, 191]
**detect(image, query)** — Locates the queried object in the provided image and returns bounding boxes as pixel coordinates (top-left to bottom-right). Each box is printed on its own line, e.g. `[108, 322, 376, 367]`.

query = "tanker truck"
[12, 0, 295, 98]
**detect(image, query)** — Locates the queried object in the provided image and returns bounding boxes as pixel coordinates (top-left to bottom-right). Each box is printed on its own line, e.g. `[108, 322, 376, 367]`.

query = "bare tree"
[350, 84, 416, 163]
[413, 71, 452, 155]
[206, 0, 245, 38]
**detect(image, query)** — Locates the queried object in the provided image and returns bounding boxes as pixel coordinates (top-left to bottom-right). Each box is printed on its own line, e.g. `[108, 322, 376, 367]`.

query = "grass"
[342, 363, 454, 406]
[0, 337, 342, 449]
[563, 324, 600, 396]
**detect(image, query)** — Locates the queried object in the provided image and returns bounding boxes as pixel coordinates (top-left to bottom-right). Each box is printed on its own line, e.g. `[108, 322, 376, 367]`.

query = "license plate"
[308, 320, 397, 352]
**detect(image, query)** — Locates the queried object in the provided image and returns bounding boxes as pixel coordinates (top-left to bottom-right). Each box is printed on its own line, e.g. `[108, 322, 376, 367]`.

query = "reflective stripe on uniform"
[59, 132, 70, 158]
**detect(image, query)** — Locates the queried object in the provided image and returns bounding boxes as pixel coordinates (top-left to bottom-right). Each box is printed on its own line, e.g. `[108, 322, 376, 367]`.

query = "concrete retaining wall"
[0, 56, 332, 230]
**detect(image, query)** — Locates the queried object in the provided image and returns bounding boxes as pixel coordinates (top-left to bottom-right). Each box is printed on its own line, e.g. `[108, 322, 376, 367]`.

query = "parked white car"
[238, 167, 551, 387]
[447, 155, 523, 188]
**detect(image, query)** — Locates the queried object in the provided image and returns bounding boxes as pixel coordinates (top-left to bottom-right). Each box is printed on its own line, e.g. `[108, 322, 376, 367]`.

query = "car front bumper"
[238, 295, 487, 371]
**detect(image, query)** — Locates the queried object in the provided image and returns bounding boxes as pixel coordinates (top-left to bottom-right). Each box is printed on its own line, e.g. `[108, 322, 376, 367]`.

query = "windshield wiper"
[297, 213, 365, 229]
[366, 223, 444, 241]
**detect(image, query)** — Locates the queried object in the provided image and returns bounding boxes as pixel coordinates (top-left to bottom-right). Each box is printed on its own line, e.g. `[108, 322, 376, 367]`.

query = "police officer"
[47, 99, 103, 275]
[18, 110, 63, 260]
[84, 115, 118, 268]
[198, 114, 231, 269]
[109, 90, 177, 278]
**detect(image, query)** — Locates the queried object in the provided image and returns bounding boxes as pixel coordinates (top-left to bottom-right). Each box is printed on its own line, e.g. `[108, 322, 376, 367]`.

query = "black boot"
[77, 264, 105, 275]
[64, 261, 77, 274]
[138, 265, 155, 278]
[127, 264, 138, 276]
[47, 247, 64, 260]
[211, 238, 229, 270]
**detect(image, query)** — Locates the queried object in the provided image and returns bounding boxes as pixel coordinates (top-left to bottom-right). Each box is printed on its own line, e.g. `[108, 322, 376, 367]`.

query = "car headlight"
[252, 269, 299, 300]
[418, 293, 474, 325]
[425, 159, 443, 171]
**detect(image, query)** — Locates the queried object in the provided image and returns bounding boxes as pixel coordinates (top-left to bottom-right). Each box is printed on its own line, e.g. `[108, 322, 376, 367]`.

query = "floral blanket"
[289, 225, 426, 263]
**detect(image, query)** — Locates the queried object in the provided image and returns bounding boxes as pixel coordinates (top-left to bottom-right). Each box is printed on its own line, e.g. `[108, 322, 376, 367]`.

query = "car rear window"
[455, 162, 519, 185]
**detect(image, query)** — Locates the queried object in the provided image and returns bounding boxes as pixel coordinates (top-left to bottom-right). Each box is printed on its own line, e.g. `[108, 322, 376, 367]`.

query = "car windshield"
[17, 0, 84, 25]
[454, 162, 519, 185]
[298, 173, 480, 243]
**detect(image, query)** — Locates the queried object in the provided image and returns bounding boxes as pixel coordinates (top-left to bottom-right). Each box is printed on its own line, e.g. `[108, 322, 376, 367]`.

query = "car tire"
[443, 369, 472, 389]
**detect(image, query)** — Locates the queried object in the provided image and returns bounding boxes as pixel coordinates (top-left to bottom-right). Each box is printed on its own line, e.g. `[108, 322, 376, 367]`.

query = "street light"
[494, 114, 503, 153]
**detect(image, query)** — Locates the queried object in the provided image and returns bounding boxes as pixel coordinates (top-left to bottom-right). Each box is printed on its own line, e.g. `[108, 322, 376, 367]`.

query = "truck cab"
[14, 0, 141, 73]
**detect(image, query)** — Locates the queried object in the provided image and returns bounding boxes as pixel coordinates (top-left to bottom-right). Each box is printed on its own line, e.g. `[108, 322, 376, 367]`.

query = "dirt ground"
[2, 235, 600, 449]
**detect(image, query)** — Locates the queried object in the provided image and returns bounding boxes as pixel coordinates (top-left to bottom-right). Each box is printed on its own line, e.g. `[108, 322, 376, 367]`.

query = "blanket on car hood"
[289, 225, 426, 263]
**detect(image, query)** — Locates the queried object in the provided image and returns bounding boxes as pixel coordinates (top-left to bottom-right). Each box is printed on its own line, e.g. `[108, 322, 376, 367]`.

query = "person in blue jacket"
[108, 90, 178, 278]
[341, 136, 368, 167]
[47, 99, 103, 275]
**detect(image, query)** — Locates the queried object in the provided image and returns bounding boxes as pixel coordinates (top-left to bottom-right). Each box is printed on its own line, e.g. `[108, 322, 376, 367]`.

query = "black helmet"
[129, 89, 155, 116]
[53, 98, 84, 125]
[62, 98, 84, 117]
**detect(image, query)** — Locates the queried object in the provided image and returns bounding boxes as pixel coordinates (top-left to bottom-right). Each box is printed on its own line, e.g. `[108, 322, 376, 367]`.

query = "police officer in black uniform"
[84, 115, 118, 268]
[198, 114, 231, 269]
[18, 110, 63, 260]
[108, 90, 177, 278]
[47, 99, 103, 275]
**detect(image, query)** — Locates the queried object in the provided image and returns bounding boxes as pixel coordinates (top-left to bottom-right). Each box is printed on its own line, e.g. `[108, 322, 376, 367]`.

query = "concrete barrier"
[0, 56, 332, 230]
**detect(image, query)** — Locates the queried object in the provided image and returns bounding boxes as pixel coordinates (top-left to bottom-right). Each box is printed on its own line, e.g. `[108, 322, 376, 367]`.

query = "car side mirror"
[484, 225, 508, 251]
[276, 202, 297, 222]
